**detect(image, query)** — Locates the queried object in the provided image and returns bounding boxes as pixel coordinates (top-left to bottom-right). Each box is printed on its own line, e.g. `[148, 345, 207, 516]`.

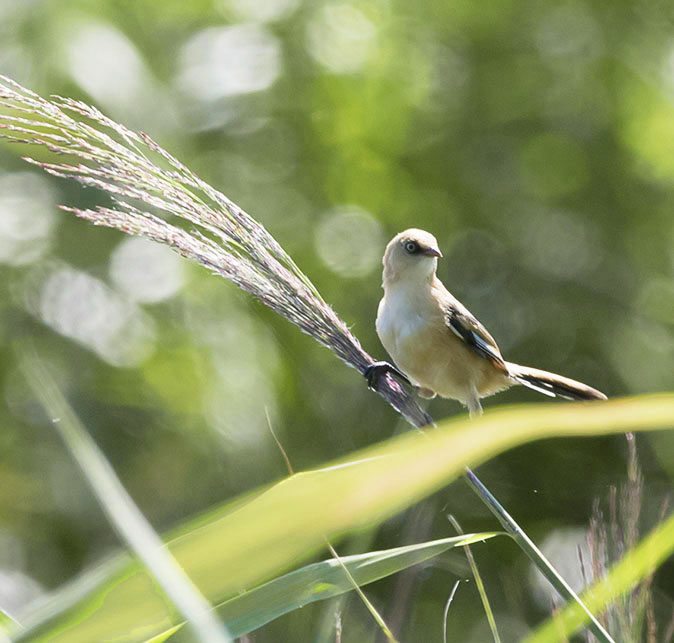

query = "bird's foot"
[467, 393, 483, 418]
[364, 361, 411, 391]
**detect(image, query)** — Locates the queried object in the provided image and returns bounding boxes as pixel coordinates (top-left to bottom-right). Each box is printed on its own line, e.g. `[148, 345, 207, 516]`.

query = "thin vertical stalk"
[464, 467, 614, 643]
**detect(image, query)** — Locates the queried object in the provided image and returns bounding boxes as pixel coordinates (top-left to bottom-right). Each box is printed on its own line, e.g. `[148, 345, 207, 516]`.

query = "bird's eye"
[404, 241, 418, 254]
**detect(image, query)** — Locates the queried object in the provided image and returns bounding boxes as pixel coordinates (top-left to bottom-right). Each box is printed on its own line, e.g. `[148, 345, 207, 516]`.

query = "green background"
[0, 0, 673, 640]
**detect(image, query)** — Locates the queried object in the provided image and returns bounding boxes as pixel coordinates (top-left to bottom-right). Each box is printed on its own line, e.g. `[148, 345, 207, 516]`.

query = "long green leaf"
[10, 394, 674, 642]
[0, 607, 19, 635]
[525, 509, 674, 642]
[186, 533, 498, 640]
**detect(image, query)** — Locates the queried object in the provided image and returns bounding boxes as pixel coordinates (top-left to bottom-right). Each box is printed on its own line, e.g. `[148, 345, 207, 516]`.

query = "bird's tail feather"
[506, 362, 607, 401]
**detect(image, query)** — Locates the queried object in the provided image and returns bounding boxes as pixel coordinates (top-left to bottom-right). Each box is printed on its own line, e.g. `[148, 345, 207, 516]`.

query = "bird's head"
[382, 228, 442, 287]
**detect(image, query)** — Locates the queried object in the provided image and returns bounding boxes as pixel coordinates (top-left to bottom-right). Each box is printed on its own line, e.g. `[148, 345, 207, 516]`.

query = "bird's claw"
[364, 361, 411, 391]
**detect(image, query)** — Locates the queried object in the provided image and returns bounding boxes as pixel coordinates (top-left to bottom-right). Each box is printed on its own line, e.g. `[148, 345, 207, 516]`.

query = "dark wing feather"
[444, 304, 508, 372]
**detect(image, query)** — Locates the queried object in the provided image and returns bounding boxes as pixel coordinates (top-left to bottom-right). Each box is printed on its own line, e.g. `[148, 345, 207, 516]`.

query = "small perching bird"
[371, 228, 607, 416]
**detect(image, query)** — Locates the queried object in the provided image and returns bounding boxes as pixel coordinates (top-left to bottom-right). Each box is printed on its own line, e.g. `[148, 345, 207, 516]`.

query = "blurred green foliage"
[0, 0, 673, 640]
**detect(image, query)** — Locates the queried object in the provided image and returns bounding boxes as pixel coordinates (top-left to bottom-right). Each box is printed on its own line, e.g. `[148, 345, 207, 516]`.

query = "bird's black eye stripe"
[403, 240, 419, 254]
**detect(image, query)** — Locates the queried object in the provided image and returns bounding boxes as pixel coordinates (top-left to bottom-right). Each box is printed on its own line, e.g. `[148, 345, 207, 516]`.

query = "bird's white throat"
[382, 256, 438, 290]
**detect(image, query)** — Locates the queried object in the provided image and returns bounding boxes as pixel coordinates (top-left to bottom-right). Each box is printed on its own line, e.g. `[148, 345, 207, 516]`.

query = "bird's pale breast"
[376, 286, 510, 404]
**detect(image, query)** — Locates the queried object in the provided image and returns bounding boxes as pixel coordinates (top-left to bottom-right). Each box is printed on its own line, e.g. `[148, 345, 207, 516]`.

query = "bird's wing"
[443, 302, 508, 372]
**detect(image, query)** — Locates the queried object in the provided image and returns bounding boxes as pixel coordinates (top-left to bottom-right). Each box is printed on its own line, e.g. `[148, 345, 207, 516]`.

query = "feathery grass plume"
[583, 435, 673, 643]
[0, 75, 431, 429]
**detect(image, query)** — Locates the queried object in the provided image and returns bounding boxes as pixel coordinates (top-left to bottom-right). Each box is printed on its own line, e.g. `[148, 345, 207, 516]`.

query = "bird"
[367, 228, 607, 416]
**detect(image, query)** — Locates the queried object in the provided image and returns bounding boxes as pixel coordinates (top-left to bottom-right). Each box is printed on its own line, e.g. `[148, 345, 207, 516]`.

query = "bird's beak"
[422, 246, 442, 258]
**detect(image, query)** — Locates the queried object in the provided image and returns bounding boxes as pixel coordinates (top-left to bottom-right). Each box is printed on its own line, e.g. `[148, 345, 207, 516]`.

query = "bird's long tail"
[506, 362, 607, 401]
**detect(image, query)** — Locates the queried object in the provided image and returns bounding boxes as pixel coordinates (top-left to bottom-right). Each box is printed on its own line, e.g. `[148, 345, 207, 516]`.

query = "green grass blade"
[524, 509, 674, 643]
[192, 533, 499, 640]
[323, 541, 398, 642]
[19, 351, 230, 643]
[448, 516, 501, 643]
[9, 394, 674, 643]
[145, 629, 182, 643]
[0, 607, 20, 636]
